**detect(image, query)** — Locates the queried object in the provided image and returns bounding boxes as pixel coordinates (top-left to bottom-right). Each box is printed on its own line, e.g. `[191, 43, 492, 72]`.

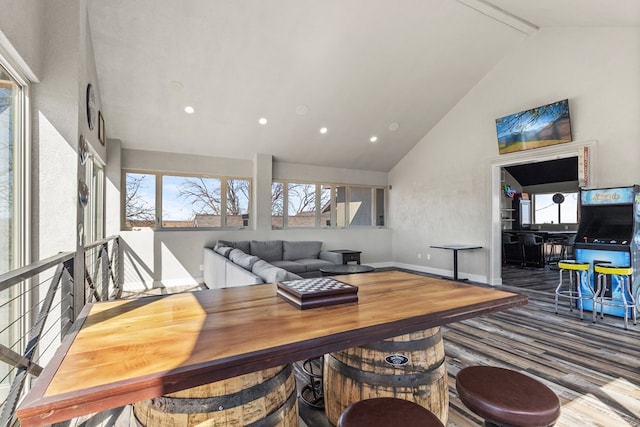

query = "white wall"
[0, 0, 42, 81]
[30, 0, 105, 263]
[389, 27, 640, 284]
[116, 149, 391, 289]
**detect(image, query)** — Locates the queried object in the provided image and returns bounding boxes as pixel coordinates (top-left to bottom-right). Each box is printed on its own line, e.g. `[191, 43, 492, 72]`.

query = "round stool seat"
[593, 264, 635, 329]
[557, 260, 589, 271]
[594, 264, 632, 275]
[337, 397, 444, 427]
[456, 366, 560, 427]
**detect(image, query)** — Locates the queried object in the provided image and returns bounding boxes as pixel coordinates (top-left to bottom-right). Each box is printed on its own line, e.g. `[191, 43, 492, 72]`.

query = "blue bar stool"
[594, 264, 636, 329]
[555, 260, 593, 321]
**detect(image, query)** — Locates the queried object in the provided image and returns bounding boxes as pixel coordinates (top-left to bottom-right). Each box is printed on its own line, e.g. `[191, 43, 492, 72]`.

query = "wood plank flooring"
[446, 265, 640, 427]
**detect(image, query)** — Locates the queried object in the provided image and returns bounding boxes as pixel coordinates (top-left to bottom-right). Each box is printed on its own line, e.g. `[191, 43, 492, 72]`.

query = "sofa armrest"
[203, 247, 228, 289]
[319, 250, 343, 265]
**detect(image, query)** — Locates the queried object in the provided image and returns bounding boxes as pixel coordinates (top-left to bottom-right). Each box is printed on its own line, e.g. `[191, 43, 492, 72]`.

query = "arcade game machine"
[574, 185, 640, 317]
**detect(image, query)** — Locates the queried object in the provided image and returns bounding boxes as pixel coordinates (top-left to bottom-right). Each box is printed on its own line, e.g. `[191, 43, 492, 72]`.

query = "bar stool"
[456, 366, 561, 427]
[299, 356, 324, 408]
[594, 264, 636, 329]
[555, 260, 593, 321]
[337, 397, 444, 427]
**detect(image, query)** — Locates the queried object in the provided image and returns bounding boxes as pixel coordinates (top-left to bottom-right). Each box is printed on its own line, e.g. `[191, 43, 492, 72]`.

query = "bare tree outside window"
[226, 179, 250, 227]
[272, 182, 284, 229]
[287, 183, 317, 228]
[124, 173, 155, 227]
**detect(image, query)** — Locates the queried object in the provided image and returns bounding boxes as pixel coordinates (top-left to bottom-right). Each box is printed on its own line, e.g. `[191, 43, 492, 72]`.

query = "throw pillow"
[235, 253, 260, 270]
[252, 260, 289, 283]
[214, 240, 233, 250]
[228, 248, 246, 263]
[215, 245, 233, 258]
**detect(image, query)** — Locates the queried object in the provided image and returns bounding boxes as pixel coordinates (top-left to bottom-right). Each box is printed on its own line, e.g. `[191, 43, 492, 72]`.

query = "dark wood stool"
[456, 366, 561, 427]
[337, 397, 444, 427]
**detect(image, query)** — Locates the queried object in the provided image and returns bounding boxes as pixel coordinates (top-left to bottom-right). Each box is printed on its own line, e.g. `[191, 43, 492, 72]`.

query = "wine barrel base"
[132, 364, 298, 427]
[324, 327, 448, 425]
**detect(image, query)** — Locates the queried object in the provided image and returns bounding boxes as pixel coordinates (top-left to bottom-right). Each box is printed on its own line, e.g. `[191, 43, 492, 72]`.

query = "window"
[123, 171, 251, 229]
[271, 182, 284, 229]
[0, 61, 27, 403]
[124, 172, 156, 228]
[533, 192, 578, 224]
[84, 158, 104, 243]
[0, 64, 24, 274]
[272, 181, 386, 229]
[287, 183, 318, 228]
[162, 175, 221, 227]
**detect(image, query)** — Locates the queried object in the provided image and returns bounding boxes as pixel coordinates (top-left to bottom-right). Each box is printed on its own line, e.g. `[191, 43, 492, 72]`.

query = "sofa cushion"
[283, 241, 322, 261]
[295, 258, 335, 272]
[271, 260, 307, 274]
[251, 260, 289, 283]
[230, 251, 260, 271]
[233, 240, 251, 254]
[250, 240, 283, 262]
[215, 245, 233, 258]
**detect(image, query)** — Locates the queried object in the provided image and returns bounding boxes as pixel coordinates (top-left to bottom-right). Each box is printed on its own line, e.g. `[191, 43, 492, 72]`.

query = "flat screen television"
[496, 99, 572, 155]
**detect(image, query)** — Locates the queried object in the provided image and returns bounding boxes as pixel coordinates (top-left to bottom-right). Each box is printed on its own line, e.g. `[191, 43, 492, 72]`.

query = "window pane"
[226, 179, 250, 228]
[163, 175, 220, 227]
[125, 173, 156, 228]
[534, 192, 578, 224]
[560, 192, 578, 223]
[271, 182, 284, 229]
[533, 193, 557, 224]
[0, 64, 20, 404]
[349, 187, 372, 226]
[336, 186, 347, 227]
[320, 185, 331, 227]
[376, 188, 385, 226]
[287, 183, 316, 228]
[0, 66, 18, 274]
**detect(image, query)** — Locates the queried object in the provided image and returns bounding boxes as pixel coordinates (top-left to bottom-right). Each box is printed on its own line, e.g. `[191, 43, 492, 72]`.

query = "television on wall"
[496, 99, 572, 155]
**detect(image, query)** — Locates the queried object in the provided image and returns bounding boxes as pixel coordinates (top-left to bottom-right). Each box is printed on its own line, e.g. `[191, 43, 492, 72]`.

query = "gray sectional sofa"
[203, 240, 344, 288]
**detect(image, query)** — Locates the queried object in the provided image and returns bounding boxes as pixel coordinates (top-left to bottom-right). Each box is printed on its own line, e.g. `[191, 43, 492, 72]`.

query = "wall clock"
[86, 83, 96, 130]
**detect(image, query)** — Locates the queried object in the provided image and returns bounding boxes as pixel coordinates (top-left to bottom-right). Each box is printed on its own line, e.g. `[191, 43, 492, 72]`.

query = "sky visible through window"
[126, 173, 251, 224]
[534, 192, 577, 224]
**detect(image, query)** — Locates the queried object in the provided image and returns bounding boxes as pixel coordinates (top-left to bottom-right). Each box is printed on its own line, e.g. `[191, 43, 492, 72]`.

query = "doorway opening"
[488, 142, 595, 286]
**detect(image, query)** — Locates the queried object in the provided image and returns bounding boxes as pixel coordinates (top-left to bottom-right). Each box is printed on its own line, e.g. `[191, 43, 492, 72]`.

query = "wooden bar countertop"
[17, 271, 527, 426]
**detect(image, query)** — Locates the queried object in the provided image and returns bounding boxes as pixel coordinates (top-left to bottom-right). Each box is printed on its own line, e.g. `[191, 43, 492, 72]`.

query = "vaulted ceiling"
[87, 0, 640, 172]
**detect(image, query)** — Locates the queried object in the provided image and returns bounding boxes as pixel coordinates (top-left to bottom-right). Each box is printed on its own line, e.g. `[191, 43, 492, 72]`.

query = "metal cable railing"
[0, 236, 121, 427]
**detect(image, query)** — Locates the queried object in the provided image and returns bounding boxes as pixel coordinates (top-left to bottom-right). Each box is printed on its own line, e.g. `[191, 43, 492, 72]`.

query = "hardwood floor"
[444, 265, 640, 427]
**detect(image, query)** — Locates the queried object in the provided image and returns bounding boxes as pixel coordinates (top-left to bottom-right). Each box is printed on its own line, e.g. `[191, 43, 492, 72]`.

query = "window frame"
[121, 169, 252, 231]
[0, 58, 29, 274]
[272, 180, 386, 230]
[0, 53, 30, 403]
[532, 191, 578, 225]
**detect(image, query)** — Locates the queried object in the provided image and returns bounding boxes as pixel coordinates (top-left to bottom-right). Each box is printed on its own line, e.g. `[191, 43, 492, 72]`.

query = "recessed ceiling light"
[184, 106, 195, 114]
[320, 127, 328, 134]
[370, 136, 378, 143]
[389, 122, 400, 131]
[258, 117, 268, 125]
